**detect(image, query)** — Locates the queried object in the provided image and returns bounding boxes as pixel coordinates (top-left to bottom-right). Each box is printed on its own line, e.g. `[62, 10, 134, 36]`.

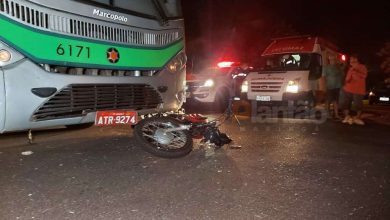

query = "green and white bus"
[0, 0, 186, 133]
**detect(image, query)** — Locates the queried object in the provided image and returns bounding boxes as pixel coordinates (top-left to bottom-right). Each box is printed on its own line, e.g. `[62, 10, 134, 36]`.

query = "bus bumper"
[0, 59, 185, 133]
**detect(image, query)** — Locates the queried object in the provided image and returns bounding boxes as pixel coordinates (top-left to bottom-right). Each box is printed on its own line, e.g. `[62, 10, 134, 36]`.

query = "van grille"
[32, 84, 163, 121]
[0, 0, 182, 46]
[250, 81, 283, 93]
[186, 81, 203, 93]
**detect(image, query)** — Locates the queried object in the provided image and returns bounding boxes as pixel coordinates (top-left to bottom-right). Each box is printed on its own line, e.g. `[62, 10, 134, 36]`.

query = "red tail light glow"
[217, 61, 236, 68]
[341, 54, 346, 62]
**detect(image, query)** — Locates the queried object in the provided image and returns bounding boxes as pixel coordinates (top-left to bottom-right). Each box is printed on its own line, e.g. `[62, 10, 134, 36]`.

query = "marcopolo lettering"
[93, 9, 128, 22]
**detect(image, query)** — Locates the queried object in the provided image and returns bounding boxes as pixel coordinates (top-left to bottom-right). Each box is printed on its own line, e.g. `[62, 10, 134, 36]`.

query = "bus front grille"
[32, 84, 163, 121]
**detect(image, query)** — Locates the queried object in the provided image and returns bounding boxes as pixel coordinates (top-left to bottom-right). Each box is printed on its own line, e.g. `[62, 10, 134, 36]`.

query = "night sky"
[182, 0, 390, 69]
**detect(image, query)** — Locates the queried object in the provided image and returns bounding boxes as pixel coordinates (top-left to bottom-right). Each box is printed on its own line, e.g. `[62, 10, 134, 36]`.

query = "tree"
[377, 42, 390, 74]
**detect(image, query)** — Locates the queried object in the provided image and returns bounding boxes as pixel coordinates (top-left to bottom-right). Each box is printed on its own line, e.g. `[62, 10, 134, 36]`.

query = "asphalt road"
[0, 114, 389, 219]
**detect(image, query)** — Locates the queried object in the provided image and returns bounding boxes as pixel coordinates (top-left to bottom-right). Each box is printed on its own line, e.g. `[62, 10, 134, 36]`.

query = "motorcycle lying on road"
[133, 113, 232, 158]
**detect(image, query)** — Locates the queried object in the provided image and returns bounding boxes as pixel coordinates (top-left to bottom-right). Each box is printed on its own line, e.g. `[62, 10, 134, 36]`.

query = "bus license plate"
[95, 111, 137, 126]
[256, 96, 271, 101]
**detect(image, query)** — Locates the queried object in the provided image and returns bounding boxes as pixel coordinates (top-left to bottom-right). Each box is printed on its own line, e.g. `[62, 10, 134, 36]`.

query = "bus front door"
[0, 69, 5, 133]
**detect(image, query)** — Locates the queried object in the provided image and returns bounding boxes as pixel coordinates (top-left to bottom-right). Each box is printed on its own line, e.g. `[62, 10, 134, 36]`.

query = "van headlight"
[241, 80, 249, 93]
[203, 79, 214, 87]
[286, 80, 299, 93]
[167, 52, 187, 73]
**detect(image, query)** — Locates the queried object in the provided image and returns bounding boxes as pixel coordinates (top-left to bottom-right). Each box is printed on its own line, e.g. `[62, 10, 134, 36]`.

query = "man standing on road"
[323, 55, 344, 120]
[340, 55, 368, 125]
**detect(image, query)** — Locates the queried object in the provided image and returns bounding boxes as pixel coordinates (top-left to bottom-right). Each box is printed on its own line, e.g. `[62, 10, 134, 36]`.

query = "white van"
[242, 36, 345, 106]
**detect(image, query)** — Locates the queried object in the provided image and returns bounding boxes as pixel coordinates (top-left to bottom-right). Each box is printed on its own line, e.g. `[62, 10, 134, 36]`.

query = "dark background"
[181, 0, 390, 77]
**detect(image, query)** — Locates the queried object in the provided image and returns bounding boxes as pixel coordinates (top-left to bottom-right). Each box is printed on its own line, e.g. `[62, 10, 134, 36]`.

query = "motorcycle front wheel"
[134, 117, 193, 158]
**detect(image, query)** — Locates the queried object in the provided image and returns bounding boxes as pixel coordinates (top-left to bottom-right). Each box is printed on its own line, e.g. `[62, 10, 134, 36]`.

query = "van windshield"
[259, 53, 312, 71]
[198, 67, 231, 75]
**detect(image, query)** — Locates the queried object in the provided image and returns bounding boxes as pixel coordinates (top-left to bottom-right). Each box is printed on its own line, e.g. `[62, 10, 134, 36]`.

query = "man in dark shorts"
[340, 55, 368, 125]
[323, 55, 344, 119]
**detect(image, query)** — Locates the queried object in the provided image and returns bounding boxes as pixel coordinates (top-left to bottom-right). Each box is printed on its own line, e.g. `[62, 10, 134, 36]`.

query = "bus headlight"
[203, 79, 214, 87]
[0, 50, 11, 62]
[167, 52, 187, 73]
[286, 80, 299, 93]
[241, 80, 249, 93]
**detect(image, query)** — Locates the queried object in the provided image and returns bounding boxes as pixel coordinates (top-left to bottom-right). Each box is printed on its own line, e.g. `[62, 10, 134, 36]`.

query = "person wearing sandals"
[339, 54, 368, 125]
[323, 55, 344, 120]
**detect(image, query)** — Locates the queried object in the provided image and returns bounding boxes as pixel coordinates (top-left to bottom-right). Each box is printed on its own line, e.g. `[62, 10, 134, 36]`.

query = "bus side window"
[309, 54, 322, 80]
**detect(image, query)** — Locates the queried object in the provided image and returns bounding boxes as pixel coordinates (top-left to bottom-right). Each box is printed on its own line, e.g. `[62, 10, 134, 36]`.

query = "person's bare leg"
[342, 109, 353, 124]
[353, 96, 365, 124]
[352, 110, 365, 125]
[356, 110, 362, 119]
[326, 100, 331, 117]
[344, 109, 349, 118]
[333, 101, 340, 118]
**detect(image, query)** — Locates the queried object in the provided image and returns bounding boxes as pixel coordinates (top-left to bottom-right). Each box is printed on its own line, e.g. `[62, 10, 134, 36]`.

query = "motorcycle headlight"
[369, 91, 375, 96]
[241, 80, 248, 93]
[203, 79, 214, 87]
[286, 80, 299, 93]
[167, 52, 187, 73]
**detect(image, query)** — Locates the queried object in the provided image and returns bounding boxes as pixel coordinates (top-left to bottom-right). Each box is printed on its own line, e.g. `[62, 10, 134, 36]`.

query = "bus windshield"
[259, 53, 312, 71]
[84, 0, 182, 20]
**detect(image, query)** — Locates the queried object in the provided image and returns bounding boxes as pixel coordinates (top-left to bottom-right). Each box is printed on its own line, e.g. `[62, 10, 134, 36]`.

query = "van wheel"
[214, 90, 230, 113]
